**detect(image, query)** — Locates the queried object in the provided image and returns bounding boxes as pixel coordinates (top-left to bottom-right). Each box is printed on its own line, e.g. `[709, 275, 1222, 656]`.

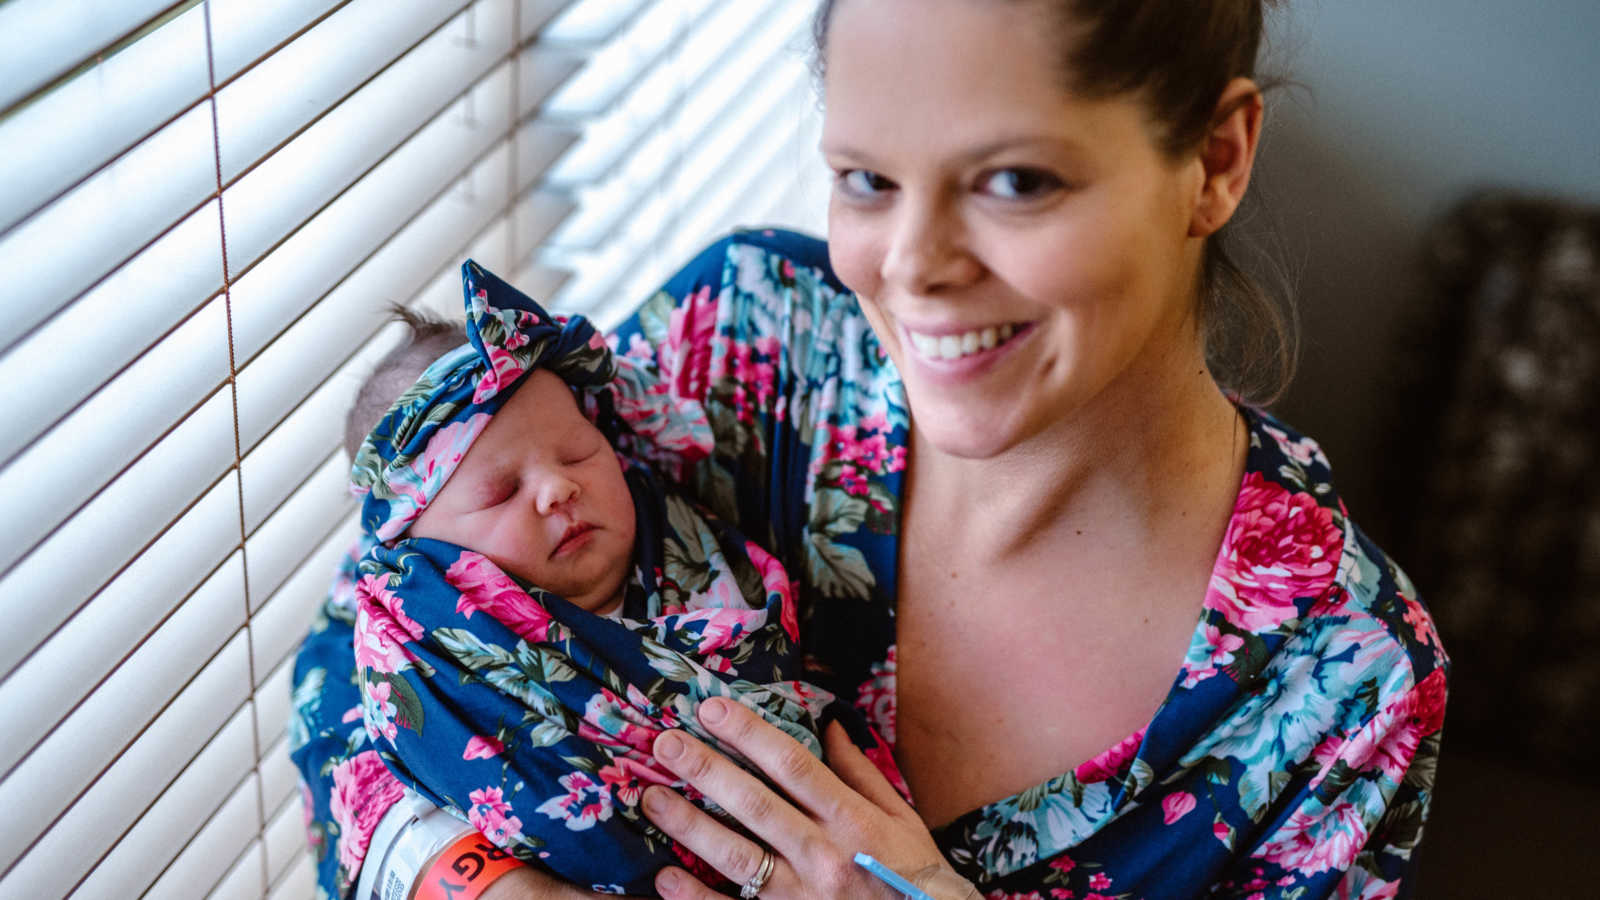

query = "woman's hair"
[811, 0, 1298, 405]
[343, 306, 464, 461]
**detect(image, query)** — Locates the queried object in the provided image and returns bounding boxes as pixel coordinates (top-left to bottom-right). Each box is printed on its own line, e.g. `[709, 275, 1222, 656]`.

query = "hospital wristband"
[413, 832, 524, 900]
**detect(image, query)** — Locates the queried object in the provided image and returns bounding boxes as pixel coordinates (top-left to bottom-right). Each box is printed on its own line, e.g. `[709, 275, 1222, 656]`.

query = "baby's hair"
[343, 305, 466, 461]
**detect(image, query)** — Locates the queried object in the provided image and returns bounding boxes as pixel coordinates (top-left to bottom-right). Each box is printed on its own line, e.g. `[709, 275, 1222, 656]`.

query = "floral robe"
[291, 229, 1447, 899]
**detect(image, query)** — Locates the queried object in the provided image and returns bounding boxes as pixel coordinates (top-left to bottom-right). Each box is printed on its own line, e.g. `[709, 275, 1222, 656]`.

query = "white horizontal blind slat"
[265, 855, 315, 900]
[0, 543, 245, 787]
[0, 0, 179, 115]
[209, 843, 267, 900]
[0, 630, 252, 892]
[146, 773, 263, 897]
[3, 3, 826, 898]
[68, 704, 260, 900]
[251, 521, 362, 685]
[263, 784, 308, 889]
[0, 0, 352, 240]
[0, 5, 208, 237]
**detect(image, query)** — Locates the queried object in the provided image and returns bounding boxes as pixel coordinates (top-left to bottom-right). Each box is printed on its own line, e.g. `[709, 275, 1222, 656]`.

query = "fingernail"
[656, 731, 685, 761]
[642, 787, 668, 816]
[700, 698, 727, 725]
[657, 868, 683, 893]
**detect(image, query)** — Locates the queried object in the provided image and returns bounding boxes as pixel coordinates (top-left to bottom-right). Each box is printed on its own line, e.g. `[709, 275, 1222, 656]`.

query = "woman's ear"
[1189, 77, 1264, 238]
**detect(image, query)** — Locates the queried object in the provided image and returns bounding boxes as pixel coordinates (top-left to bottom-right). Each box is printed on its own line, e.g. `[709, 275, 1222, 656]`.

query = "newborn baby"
[341, 260, 896, 896]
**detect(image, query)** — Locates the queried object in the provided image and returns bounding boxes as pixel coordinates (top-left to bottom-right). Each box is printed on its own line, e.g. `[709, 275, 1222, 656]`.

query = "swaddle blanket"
[347, 261, 879, 894]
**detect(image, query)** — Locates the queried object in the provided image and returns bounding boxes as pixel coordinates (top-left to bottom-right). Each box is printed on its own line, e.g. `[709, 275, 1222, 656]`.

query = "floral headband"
[350, 260, 615, 541]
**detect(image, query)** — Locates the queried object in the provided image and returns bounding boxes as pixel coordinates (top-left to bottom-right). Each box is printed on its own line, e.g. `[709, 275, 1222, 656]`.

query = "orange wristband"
[413, 833, 523, 900]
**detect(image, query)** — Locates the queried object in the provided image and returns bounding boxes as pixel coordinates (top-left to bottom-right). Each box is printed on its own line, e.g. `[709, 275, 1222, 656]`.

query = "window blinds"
[0, 1, 827, 896]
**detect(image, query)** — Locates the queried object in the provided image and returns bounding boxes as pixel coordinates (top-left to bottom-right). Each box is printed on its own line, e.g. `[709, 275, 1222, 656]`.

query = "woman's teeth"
[908, 324, 1017, 361]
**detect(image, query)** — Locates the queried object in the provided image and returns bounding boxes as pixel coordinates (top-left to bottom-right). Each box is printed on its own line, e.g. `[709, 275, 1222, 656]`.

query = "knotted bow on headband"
[349, 260, 614, 541]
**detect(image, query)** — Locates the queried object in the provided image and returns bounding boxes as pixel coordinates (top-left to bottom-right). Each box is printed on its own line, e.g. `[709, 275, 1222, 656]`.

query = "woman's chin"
[911, 400, 1032, 460]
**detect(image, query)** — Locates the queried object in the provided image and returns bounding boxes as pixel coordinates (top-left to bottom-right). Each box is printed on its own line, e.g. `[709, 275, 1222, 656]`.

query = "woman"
[291, 0, 1447, 897]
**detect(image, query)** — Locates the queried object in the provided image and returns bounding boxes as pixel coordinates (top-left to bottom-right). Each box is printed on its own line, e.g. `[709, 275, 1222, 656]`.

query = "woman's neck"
[903, 341, 1246, 566]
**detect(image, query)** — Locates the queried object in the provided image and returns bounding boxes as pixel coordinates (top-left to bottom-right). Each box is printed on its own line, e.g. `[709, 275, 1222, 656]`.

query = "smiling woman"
[292, 1, 1447, 899]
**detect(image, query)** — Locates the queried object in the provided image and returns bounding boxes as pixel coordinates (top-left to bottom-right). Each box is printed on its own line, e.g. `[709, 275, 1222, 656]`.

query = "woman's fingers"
[650, 723, 814, 855]
[821, 721, 910, 815]
[685, 698, 848, 818]
[641, 785, 784, 897]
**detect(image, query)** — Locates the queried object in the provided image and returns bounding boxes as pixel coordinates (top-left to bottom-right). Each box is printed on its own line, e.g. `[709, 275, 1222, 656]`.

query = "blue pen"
[853, 853, 936, 900]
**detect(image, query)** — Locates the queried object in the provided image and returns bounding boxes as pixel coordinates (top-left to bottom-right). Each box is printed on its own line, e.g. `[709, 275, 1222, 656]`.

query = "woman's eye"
[979, 167, 1062, 200]
[837, 169, 895, 198]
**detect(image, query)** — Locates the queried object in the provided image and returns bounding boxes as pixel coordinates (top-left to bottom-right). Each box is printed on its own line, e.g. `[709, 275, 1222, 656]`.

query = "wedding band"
[739, 848, 776, 898]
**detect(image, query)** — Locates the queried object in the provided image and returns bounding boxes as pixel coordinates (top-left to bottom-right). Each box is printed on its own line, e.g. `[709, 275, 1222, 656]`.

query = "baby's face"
[410, 369, 636, 613]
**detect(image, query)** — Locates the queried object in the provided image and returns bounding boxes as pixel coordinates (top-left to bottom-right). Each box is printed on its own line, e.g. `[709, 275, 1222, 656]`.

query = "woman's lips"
[899, 320, 1036, 379]
[551, 522, 598, 558]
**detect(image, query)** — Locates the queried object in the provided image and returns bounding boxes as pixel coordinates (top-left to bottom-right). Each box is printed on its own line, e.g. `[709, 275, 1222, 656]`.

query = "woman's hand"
[640, 697, 960, 899]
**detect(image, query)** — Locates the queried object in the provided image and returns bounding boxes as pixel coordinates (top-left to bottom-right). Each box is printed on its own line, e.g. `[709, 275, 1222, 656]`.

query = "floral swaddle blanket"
[343, 260, 889, 894]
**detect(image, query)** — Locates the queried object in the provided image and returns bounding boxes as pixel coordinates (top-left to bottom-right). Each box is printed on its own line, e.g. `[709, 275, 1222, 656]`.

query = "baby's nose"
[535, 475, 580, 515]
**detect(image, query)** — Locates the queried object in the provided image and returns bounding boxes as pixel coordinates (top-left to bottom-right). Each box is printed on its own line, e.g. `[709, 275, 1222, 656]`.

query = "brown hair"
[812, 0, 1298, 405]
[343, 306, 465, 461]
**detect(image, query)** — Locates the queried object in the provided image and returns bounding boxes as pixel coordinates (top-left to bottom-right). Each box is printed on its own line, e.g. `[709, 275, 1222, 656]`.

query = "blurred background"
[1249, 1, 1600, 896]
[1, 0, 1595, 896]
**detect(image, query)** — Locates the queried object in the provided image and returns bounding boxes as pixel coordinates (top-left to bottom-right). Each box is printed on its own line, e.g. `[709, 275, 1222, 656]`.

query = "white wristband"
[357, 790, 475, 900]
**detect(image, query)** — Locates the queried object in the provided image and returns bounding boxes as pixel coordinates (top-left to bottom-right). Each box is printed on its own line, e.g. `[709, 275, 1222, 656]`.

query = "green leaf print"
[806, 530, 875, 601]
[637, 290, 676, 349]
[811, 486, 867, 538]
[436, 627, 518, 672]
[527, 720, 569, 749]
[662, 495, 720, 592]
[641, 636, 700, 683]
[384, 672, 427, 735]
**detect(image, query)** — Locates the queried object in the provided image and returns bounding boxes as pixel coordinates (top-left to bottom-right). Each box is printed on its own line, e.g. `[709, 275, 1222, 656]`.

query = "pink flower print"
[1181, 623, 1247, 688]
[1050, 890, 1075, 900]
[468, 786, 524, 847]
[854, 645, 898, 745]
[624, 332, 654, 360]
[1213, 821, 1232, 844]
[447, 551, 553, 641]
[662, 285, 716, 399]
[1265, 424, 1331, 470]
[363, 678, 398, 742]
[1162, 791, 1197, 825]
[1206, 472, 1342, 633]
[597, 755, 674, 807]
[377, 414, 491, 540]
[1351, 877, 1402, 900]
[354, 575, 423, 674]
[1074, 727, 1144, 784]
[329, 750, 406, 873]
[582, 688, 661, 754]
[1048, 856, 1076, 873]
[862, 739, 913, 803]
[1088, 873, 1111, 890]
[1336, 668, 1448, 785]
[463, 735, 504, 760]
[747, 540, 799, 641]
[536, 770, 614, 831]
[1255, 801, 1367, 876]
[474, 345, 528, 403]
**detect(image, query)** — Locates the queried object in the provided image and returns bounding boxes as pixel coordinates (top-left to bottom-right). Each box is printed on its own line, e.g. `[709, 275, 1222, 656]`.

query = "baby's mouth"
[551, 522, 598, 558]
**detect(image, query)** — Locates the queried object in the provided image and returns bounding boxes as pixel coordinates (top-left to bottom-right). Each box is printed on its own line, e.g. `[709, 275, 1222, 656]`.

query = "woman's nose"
[880, 198, 980, 294]
[534, 474, 580, 516]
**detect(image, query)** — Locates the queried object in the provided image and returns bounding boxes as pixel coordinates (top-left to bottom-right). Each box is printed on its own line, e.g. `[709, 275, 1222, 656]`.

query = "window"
[0, 1, 826, 895]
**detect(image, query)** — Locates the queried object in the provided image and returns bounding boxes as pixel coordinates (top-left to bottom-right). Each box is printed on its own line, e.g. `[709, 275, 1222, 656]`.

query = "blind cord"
[202, 1, 269, 894]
